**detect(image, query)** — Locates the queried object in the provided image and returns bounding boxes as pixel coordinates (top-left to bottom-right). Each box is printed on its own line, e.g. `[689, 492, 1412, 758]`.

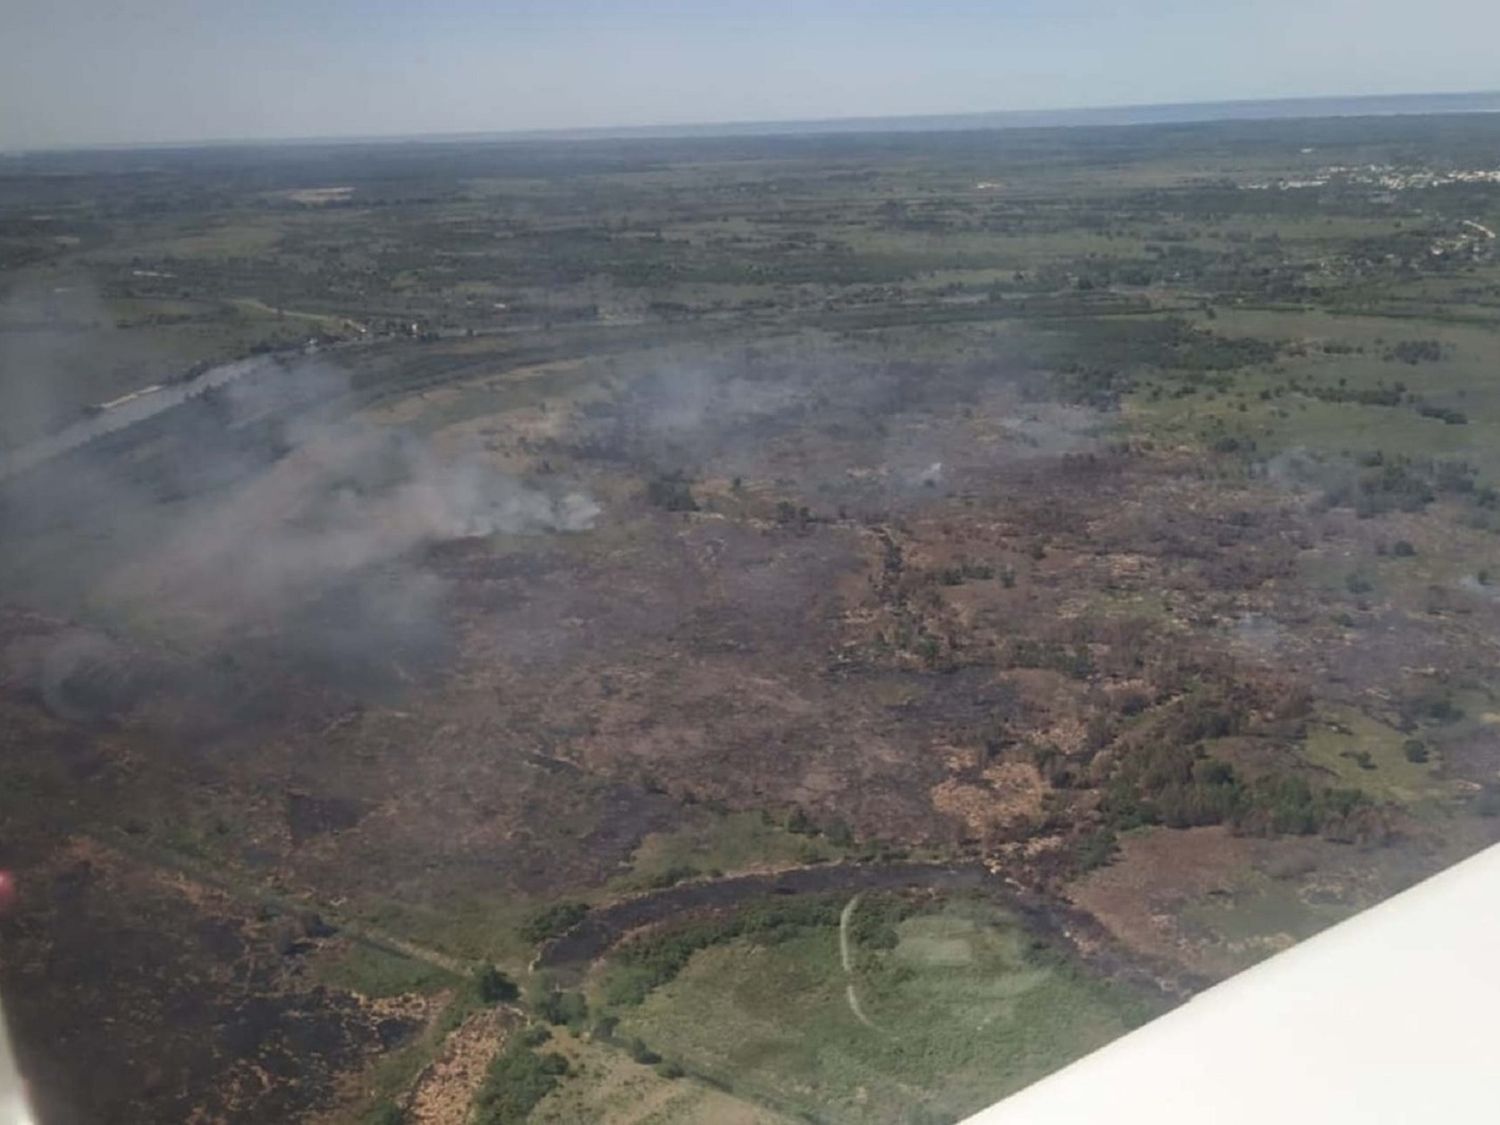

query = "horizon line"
[8, 87, 1500, 158]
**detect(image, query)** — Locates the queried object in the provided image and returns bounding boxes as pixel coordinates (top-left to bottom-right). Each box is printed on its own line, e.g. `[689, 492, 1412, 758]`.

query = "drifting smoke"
[0, 346, 600, 716]
[0, 284, 119, 450]
[913, 461, 944, 487]
[104, 388, 600, 635]
[579, 340, 1098, 519]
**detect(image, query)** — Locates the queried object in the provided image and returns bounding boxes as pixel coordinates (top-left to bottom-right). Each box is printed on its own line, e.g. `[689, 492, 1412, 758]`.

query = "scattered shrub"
[1073, 827, 1119, 872]
[1386, 339, 1442, 365]
[475, 963, 519, 1004]
[642, 864, 699, 889]
[1415, 402, 1468, 425]
[472, 1042, 569, 1125]
[646, 472, 699, 512]
[627, 1037, 661, 1065]
[536, 989, 588, 1028]
[785, 806, 816, 835]
[824, 818, 854, 847]
[518, 1025, 552, 1048]
[520, 902, 588, 944]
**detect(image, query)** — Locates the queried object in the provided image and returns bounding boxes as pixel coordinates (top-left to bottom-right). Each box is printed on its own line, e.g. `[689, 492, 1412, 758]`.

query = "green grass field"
[1125, 308, 1500, 482]
[338, 805, 855, 976]
[612, 900, 1159, 1124]
[1299, 706, 1457, 805]
[308, 941, 455, 999]
[612, 810, 851, 892]
[1177, 868, 1358, 974]
[530, 1029, 791, 1125]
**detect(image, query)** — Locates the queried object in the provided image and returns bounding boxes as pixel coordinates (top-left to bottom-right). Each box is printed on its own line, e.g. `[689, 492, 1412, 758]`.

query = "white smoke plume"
[105, 402, 599, 636]
[1, 350, 600, 711]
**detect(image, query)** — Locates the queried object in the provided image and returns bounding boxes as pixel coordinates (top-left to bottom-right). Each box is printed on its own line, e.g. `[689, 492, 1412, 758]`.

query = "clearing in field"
[611, 900, 1157, 1123]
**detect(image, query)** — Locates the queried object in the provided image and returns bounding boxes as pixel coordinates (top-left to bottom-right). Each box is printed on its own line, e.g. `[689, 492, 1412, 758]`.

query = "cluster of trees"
[780, 805, 855, 848]
[1385, 339, 1443, 364]
[1295, 372, 1464, 426]
[535, 987, 588, 1028]
[645, 471, 699, 512]
[475, 963, 519, 1004]
[1003, 638, 1096, 680]
[1233, 774, 1372, 837]
[774, 499, 815, 528]
[1073, 826, 1120, 872]
[1086, 317, 1280, 372]
[1306, 380, 1406, 407]
[1323, 452, 1484, 517]
[519, 901, 588, 945]
[603, 893, 909, 1006]
[1100, 743, 1238, 830]
[936, 561, 997, 586]
[1061, 242, 1314, 298]
[1054, 362, 1133, 409]
[1395, 691, 1465, 730]
[471, 1028, 569, 1125]
[1099, 740, 1372, 839]
[589, 1017, 680, 1075]
[1049, 317, 1288, 407]
[1415, 401, 1469, 425]
[1066, 681, 1383, 852]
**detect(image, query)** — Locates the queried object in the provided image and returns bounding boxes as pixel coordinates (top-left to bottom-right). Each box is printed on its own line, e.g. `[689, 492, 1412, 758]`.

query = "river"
[0, 353, 284, 482]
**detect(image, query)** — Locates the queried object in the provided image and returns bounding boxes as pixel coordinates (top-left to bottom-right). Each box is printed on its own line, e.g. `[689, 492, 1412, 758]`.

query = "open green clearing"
[308, 941, 454, 999]
[610, 899, 1158, 1124]
[1177, 868, 1360, 973]
[613, 809, 850, 891]
[337, 806, 860, 977]
[1300, 706, 1458, 805]
[528, 1028, 791, 1125]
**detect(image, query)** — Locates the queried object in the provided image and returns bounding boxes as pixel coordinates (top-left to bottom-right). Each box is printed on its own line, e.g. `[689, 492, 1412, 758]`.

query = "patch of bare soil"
[405, 1008, 510, 1125]
[1069, 827, 1270, 978]
[1066, 825, 1443, 980]
[930, 760, 1046, 840]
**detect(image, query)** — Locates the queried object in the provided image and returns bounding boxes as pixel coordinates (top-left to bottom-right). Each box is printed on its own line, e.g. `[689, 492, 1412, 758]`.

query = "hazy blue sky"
[5, 0, 1499, 149]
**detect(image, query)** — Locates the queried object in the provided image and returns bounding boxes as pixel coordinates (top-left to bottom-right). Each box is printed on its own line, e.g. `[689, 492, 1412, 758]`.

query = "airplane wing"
[965, 841, 1500, 1124]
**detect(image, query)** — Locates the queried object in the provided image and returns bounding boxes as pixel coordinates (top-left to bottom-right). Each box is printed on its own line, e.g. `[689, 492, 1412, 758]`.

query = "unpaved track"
[839, 893, 881, 1031]
[839, 894, 861, 972]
